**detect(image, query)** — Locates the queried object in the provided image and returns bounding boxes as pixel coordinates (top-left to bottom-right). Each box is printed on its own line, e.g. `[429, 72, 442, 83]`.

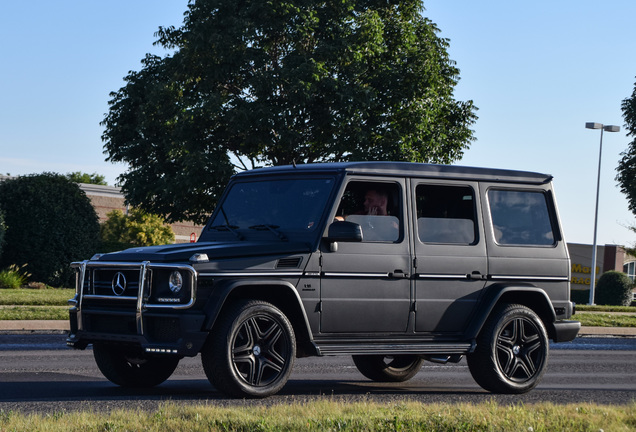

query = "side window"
[488, 189, 555, 246]
[416, 184, 477, 244]
[335, 181, 401, 242]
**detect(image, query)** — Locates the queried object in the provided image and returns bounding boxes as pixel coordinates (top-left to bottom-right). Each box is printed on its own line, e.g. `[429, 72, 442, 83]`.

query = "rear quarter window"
[488, 189, 555, 246]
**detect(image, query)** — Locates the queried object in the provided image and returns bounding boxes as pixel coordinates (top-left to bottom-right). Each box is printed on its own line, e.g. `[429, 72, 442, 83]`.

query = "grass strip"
[1, 400, 635, 431]
[0, 288, 74, 306]
[576, 312, 636, 328]
[577, 304, 636, 313]
[0, 306, 68, 320]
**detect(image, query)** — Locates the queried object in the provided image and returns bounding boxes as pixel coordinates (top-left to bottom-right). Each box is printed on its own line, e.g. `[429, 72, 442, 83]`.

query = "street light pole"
[585, 122, 620, 305]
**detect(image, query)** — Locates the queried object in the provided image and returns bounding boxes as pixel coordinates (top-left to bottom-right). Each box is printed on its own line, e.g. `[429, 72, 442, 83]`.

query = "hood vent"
[276, 257, 302, 269]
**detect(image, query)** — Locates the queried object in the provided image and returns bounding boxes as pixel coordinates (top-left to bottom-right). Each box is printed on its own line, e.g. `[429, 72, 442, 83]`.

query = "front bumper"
[67, 308, 208, 356]
[67, 259, 208, 356]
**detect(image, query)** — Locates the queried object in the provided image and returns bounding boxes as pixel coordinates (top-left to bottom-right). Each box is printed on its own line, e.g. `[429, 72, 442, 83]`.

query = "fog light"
[169, 271, 183, 293]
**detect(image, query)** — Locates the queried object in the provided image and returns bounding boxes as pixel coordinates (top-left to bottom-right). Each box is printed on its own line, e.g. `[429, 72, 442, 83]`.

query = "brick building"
[78, 183, 204, 243]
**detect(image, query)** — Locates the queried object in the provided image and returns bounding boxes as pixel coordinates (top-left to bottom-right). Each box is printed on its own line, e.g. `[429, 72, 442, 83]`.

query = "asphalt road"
[1, 334, 635, 413]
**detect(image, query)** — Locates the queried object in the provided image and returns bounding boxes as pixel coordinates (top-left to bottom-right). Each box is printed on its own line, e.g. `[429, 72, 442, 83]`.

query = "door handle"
[467, 271, 486, 280]
[390, 270, 409, 278]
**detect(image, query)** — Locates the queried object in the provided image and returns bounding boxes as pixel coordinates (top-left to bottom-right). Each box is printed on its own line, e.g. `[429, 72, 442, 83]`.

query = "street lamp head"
[585, 122, 620, 132]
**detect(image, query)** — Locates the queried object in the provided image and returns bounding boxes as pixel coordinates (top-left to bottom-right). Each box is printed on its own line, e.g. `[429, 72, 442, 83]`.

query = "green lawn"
[0, 288, 74, 306]
[1, 400, 635, 431]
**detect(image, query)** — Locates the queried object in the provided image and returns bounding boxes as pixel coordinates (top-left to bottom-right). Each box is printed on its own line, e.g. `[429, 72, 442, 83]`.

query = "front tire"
[352, 355, 424, 382]
[467, 304, 549, 394]
[93, 344, 179, 388]
[201, 300, 296, 398]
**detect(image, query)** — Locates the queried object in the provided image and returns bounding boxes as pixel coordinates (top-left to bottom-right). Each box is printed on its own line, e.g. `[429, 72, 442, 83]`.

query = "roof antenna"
[292, 159, 297, 168]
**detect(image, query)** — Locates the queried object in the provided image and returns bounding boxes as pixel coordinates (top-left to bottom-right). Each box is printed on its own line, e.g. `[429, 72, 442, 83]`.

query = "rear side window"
[416, 184, 477, 244]
[488, 189, 555, 246]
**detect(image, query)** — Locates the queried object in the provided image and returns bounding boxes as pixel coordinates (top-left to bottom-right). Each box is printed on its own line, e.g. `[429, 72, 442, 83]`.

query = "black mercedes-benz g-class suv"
[68, 162, 579, 397]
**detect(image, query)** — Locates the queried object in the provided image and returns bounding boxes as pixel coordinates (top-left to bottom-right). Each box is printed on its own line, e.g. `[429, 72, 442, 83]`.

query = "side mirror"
[326, 221, 363, 242]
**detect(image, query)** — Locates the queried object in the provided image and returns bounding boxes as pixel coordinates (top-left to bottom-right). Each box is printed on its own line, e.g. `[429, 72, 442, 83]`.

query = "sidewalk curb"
[0, 321, 635, 337]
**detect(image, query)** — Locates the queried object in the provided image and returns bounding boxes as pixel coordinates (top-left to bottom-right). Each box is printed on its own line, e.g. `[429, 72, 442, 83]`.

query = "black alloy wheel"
[352, 355, 424, 382]
[202, 300, 296, 398]
[467, 304, 549, 394]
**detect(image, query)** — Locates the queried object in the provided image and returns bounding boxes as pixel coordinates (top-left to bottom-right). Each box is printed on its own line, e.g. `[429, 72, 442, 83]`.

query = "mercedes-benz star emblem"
[112, 272, 127, 296]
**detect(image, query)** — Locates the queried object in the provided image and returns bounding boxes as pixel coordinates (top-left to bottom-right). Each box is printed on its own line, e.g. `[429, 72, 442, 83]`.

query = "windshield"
[208, 177, 336, 238]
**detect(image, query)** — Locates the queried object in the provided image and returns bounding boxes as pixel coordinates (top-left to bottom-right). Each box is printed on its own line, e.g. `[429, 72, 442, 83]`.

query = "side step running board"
[315, 342, 474, 356]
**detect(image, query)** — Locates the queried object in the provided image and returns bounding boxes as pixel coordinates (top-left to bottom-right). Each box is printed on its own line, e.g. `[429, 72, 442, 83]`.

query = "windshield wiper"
[248, 224, 287, 241]
[210, 224, 244, 240]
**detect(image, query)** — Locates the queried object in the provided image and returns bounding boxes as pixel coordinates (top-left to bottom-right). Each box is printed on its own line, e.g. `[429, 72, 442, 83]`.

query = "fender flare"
[465, 283, 557, 341]
[201, 278, 315, 345]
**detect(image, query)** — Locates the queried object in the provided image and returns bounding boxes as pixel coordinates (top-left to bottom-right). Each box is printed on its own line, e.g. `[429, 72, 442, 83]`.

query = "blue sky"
[1, 1, 635, 246]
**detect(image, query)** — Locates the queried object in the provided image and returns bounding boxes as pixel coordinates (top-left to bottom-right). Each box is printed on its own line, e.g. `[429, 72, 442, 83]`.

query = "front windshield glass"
[209, 177, 335, 235]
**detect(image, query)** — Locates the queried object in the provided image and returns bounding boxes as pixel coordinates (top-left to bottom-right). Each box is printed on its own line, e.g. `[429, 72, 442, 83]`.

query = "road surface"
[1, 334, 635, 413]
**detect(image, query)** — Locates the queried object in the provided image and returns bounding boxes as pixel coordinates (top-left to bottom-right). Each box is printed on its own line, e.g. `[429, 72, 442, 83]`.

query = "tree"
[102, 0, 477, 224]
[0, 206, 5, 259]
[617, 77, 636, 215]
[65, 172, 108, 185]
[0, 173, 100, 287]
[100, 209, 175, 247]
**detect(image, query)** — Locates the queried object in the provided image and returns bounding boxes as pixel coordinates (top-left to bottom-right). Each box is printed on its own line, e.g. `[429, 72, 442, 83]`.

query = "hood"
[96, 240, 313, 263]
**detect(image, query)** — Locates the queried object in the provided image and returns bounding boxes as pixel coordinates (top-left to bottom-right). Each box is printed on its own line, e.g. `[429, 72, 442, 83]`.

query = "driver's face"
[363, 190, 387, 215]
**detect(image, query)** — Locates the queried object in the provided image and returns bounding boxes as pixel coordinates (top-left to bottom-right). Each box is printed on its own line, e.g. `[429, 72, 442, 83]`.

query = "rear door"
[412, 180, 488, 333]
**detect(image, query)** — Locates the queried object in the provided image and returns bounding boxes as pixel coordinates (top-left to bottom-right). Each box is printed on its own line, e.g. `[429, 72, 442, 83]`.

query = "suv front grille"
[88, 268, 142, 298]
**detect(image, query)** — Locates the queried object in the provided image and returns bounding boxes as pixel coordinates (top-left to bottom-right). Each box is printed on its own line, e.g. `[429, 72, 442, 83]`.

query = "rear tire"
[93, 344, 179, 388]
[201, 300, 296, 398]
[352, 355, 424, 382]
[467, 304, 549, 394]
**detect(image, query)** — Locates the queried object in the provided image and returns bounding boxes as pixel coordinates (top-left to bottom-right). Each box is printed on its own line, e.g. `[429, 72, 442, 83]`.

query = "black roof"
[233, 162, 553, 185]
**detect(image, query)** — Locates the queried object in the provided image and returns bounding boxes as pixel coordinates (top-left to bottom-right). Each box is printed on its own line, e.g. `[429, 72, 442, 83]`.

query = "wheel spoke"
[233, 355, 257, 383]
[233, 318, 257, 355]
[496, 344, 516, 376]
[262, 324, 282, 346]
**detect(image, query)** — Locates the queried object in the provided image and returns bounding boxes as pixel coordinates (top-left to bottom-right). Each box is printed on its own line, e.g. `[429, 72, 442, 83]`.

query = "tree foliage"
[65, 172, 108, 186]
[617, 78, 636, 215]
[100, 209, 175, 247]
[102, 0, 477, 223]
[0, 173, 100, 287]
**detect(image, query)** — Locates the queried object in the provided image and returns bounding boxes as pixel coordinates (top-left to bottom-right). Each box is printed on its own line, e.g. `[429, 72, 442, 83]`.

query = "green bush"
[100, 208, 175, 247]
[595, 270, 634, 306]
[0, 173, 100, 287]
[570, 289, 590, 305]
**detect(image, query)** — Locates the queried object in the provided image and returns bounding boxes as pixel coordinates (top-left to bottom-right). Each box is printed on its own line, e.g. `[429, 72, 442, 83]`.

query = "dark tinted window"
[415, 184, 477, 244]
[210, 178, 335, 232]
[488, 190, 555, 246]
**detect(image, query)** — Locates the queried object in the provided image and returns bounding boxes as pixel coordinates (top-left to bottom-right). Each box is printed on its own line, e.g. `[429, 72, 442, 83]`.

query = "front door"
[319, 178, 411, 333]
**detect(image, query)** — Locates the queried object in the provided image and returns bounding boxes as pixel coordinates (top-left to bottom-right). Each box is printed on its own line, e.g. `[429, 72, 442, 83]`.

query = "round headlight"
[168, 271, 183, 293]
